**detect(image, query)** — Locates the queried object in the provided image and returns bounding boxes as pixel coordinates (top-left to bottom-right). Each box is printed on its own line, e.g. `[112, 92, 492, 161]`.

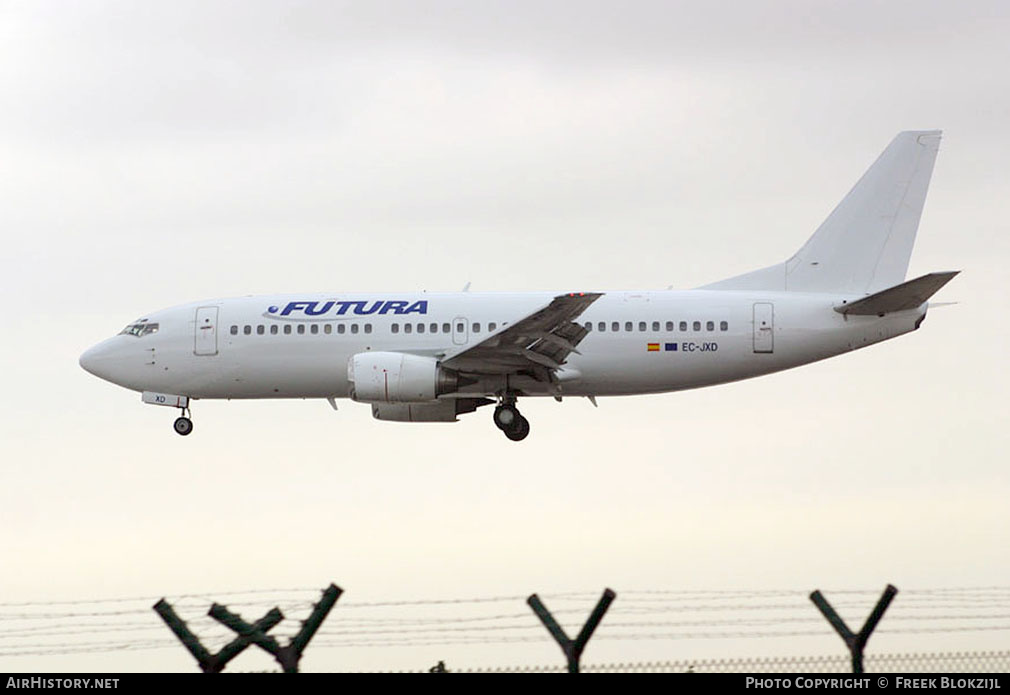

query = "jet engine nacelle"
[348, 352, 457, 403]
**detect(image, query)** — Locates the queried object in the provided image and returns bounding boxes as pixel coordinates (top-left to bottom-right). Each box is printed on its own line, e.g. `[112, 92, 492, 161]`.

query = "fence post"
[527, 588, 616, 673]
[153, 599, 282, 673]
[810, 584, 898, 673]
[210, 583, 342, 673]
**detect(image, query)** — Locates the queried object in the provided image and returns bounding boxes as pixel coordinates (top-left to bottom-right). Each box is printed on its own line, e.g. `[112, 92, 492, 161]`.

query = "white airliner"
[81, 131, 957, 441]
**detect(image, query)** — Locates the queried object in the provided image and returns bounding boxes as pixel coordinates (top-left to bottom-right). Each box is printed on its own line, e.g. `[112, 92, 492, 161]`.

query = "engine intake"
[348, 352, 457, 403]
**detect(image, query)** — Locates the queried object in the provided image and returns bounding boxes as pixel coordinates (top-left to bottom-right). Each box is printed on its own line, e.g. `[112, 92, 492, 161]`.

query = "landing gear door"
[452, 317, 469, 346]
[194, 306, 219, 356]
[753, 302, 774, 354]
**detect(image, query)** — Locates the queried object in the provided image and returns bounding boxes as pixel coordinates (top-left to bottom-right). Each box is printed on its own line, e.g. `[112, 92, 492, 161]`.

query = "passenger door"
[753, 303, 774, 353]
[194, 306, 219, 356]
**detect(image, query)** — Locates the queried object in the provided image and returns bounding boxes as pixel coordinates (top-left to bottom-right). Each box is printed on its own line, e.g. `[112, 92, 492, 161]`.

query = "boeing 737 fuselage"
[80, 131, 957, 441]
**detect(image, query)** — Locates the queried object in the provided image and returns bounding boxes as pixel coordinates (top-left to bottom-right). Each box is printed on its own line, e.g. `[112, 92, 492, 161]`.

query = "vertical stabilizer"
[703, 131, 942, 294]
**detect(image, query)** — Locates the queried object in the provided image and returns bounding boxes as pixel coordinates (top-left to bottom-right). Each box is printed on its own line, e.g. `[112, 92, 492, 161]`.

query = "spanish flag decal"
[647, 343, 660, 352]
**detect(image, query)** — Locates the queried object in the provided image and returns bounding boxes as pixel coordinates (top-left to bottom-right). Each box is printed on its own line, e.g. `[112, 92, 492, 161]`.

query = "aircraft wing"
[441, 292, 603, 375]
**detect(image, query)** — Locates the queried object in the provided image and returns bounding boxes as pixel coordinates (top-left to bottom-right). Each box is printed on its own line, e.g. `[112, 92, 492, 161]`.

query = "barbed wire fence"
[458, 651, 1010, 673]
[2, 586, 1010, 671]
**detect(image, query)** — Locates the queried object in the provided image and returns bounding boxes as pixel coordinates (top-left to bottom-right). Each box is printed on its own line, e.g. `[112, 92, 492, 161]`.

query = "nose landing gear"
[493, 397, 529, 441]
[173, 416, 193, 436]
[140, 392, 195, 436]
[172, 405, 193, 436]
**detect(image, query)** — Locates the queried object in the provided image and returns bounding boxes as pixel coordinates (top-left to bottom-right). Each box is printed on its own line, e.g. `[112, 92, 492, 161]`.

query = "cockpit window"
[119, 322, 159, 337]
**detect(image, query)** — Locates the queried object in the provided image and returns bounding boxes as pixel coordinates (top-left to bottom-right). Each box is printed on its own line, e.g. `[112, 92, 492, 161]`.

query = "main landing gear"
[493, 396, 530, 442]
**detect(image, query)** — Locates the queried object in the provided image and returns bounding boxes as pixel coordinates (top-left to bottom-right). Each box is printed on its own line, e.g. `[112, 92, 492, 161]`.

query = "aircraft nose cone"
[79, 340, 116, 381]
[79, 345, 97, 374]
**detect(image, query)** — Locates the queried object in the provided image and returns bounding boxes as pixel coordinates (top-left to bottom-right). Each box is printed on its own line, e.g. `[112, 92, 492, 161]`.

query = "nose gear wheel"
[173, 416, 193, 436]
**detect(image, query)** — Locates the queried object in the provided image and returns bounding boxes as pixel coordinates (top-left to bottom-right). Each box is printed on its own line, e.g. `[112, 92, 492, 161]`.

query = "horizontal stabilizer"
[834, 271, 959, 316]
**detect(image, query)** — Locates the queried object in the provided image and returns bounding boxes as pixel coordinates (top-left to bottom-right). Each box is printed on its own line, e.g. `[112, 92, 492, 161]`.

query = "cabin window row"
[230, 323, 373, 336]
[585, 320, 729, 333]
[390, 322, 498, 334]
[229, 321, 502, 337]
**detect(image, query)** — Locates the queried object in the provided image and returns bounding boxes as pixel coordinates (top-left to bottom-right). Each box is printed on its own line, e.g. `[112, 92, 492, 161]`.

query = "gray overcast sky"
[1, 0, 1008, 672]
